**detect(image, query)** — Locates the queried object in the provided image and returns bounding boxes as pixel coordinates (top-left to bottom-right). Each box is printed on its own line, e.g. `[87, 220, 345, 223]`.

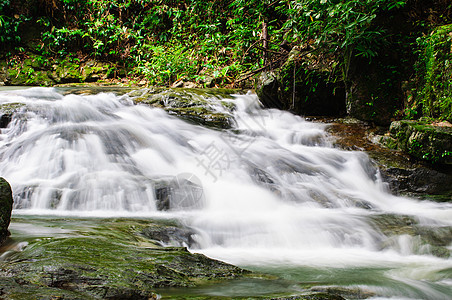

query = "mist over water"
[0, 87, 451, 299]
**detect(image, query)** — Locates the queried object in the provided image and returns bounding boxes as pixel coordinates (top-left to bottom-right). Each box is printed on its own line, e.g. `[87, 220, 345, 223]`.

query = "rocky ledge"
[325, 118, 452, 200]
[0, 218, 248, 299]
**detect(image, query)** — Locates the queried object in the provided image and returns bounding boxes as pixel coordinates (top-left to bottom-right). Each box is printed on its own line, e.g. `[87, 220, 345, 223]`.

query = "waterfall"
[0, 87, 451, 299]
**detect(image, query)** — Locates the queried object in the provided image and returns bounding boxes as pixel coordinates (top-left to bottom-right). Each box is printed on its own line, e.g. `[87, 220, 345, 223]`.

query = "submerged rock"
[153, 173, 205, 211]
[0, 218, 248, 299]
[0, 177, 13, 245]
[141, 223, 198, 248]
[369, 214, 452, 258]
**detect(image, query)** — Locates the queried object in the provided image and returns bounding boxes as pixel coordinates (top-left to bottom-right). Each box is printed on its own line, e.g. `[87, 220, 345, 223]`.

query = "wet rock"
[141, 224, 197, 247]
[0, 219, 248, 299]
[0, 177, 13, 245]
[388, 120, 452, 164]
[310, 286, 373, 299]
[0, 103, 25, 128]
[380, 165, 452, 198]
[326, 118, 452, 199]
[271, 294, 345, 300]
[154, 174, 205, 211]
[131, 88, 238, 129]
[369, 214, 452, 258]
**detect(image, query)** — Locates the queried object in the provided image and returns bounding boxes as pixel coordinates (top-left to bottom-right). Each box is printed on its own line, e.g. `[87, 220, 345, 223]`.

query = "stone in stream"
[0, 219, 248, 299]
[0, 177, 13, 245]
[130, 87, 238, 129]
[154, 173, 205, 211]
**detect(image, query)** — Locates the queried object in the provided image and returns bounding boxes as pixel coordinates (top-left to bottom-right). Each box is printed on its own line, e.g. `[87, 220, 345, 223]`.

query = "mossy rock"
[0, 218, 248, 299]
[389, 120, 452, 164]
[0, 177, 13, 245]
[4, 55, 56, 86]
[131, 88, 236, 129]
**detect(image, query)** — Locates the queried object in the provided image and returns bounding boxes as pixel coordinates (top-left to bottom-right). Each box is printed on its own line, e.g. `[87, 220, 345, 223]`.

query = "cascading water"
[0, 87, 451, 299]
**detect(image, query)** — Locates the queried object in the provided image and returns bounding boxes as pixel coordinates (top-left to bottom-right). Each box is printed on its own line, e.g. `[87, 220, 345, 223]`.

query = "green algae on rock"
[0, 218, 247, 299]
[388, 120, 452, 164]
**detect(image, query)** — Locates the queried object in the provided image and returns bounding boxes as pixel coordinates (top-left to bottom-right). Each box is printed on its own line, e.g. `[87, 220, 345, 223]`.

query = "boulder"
[131, 88, 237, 129]
[0, 177, 13, 245]
[0, 218, 248, 299]
[0, 102, 25, 128]
[388, 120, 452, 164]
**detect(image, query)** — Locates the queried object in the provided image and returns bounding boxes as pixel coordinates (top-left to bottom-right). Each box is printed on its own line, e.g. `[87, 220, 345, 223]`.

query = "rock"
[171, 79, 184, 88]
[0, 218, 248, 299]
[0, 177, 13, 245]
[81, 60, 114, 82]
[272, 294, 345, 300]
[380, 165, 452, 198]
[345, 56, 403, 125]
[131, 88, 237, 129]
[388, 120, 452, 164]
[141, 223, 197, 247]
[153, 174, 205, 211]
[309, 286, 373, 299]
[369, 214, 452, 258]
[255, 47, 346, 117]
[182, 81, 197, 89]
[326, 118, 452, 198]
[0, 102, 25, 128]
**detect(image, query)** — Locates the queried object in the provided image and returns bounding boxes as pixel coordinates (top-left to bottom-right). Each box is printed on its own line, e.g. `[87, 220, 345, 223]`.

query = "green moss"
[131, 88, 234, 129]
[0, 218, 247, 299]
[389, 120, 452, 164]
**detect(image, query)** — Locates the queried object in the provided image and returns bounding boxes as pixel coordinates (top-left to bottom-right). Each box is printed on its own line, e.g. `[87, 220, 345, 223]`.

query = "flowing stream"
[0, 87, 451, 299]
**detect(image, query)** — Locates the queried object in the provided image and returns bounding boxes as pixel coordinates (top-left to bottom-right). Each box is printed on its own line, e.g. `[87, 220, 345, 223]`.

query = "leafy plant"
[411, 24, 452, 121]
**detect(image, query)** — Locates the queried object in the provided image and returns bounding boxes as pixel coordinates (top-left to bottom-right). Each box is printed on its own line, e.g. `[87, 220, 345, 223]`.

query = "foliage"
[409, 24, 452, 122]
[27, 0, 286, 85]
[0, 0, 28, 51]
[282, 0, 406, 80]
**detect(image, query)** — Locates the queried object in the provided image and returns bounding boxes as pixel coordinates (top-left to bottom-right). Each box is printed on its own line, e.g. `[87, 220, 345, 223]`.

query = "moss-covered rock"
[345, 55, 404, 125]
[0, 177, 13, 245]
[1, 53, 121, 87]
[388, 120, 452, 164]
[0, 218, 248, 299]
[326, 118, 452, 198]
[131, 88, 237, 129]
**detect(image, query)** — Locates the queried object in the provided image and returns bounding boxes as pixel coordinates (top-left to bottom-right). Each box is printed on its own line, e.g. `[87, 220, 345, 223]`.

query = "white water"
[0, 87, 451, 299]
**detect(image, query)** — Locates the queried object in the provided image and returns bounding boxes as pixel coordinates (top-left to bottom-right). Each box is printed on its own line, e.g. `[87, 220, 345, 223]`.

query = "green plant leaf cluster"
[282, 0, 406, 79]
[410, 24, 452, 122]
